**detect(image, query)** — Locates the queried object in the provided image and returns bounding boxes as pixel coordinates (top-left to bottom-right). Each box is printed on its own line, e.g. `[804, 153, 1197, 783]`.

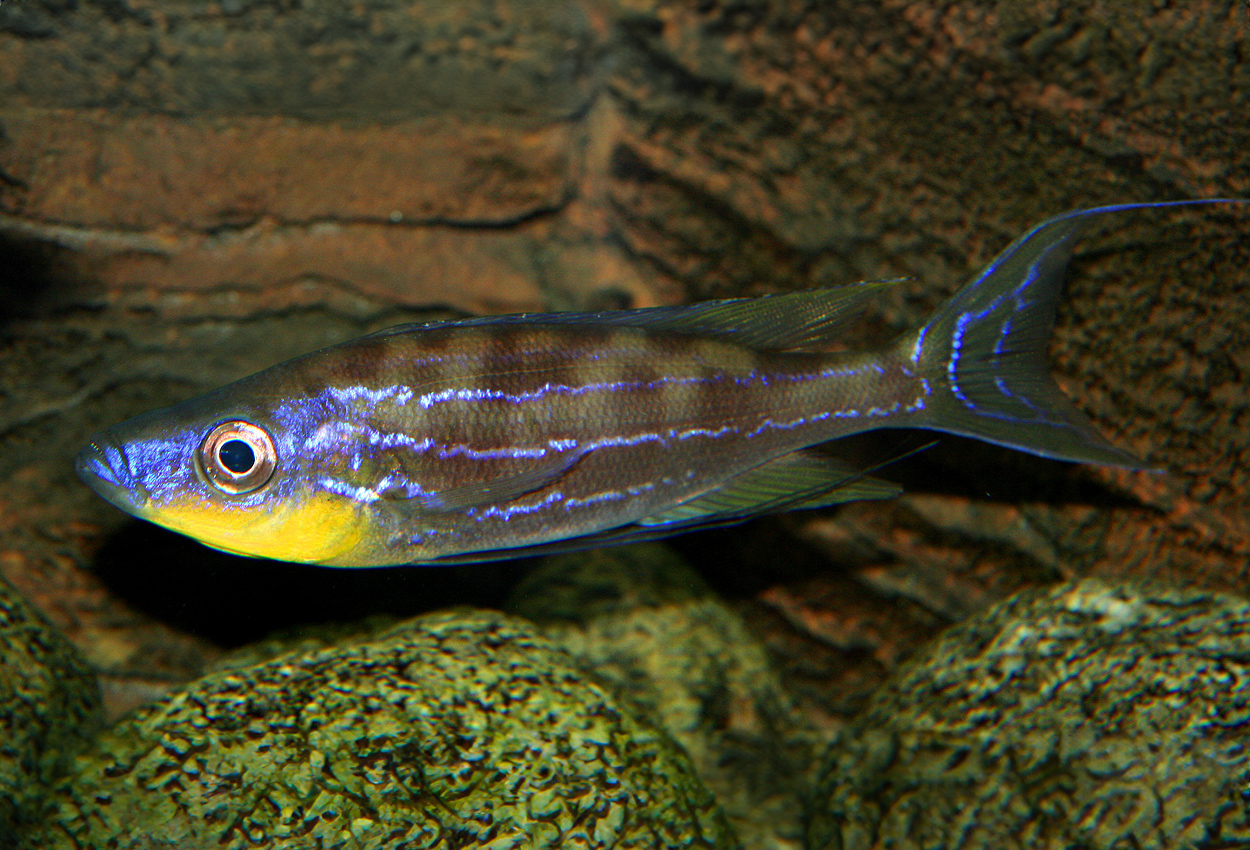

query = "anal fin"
[637, 450, 901, 528]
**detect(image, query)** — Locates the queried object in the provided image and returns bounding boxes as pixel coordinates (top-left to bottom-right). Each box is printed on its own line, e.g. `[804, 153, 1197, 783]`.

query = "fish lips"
[75, 432, 148, 514]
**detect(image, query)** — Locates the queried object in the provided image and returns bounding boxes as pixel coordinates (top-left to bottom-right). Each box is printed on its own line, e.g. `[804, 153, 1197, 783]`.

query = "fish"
[75, 200, 1242, 567]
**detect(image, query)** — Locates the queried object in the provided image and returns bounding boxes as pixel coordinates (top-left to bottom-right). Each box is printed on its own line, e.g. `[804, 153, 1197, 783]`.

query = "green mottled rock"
[23, 609, 737, 850]
[807, 580, 1250, 850]
[509, 544, 817, 850]
[0, 575, 101, 846]
[206, 615, 400, 674]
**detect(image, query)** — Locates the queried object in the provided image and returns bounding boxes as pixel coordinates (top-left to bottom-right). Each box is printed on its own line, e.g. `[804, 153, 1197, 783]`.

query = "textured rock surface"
[807, 580, 1250, 850]
[22, 609, 737, 849]
[0, 0, 605, 117]
[0, 574, 101, 846]
[508, 544, 818, 850]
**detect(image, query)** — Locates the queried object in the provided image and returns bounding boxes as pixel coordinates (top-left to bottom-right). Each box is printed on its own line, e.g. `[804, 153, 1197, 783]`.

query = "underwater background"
[1, 1, 1249, 848]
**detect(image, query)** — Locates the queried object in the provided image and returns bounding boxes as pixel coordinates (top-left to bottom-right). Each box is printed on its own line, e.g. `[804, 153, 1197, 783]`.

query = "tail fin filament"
[906, 200, 1244, 467]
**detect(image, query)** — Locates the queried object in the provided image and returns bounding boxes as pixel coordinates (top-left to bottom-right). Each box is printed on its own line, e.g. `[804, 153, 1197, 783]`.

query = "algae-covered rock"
[206, 614, 401, 674]
[807, 580, 1250, 850]
[0, 574, 101, 846]
[23, 608, 737, 850]
[509, 544, 816, 850]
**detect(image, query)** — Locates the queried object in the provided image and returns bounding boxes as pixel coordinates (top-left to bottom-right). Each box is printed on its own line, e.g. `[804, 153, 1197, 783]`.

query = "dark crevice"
[90, 520, 536, 648]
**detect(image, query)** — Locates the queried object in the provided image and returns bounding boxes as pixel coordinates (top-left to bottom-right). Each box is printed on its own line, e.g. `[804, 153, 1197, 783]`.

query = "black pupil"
[218, 439, 256, 474]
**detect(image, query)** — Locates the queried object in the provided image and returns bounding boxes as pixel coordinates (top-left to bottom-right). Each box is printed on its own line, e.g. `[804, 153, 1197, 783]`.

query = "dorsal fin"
[607, 281, 905, 352]
[363, 280, 906, 353]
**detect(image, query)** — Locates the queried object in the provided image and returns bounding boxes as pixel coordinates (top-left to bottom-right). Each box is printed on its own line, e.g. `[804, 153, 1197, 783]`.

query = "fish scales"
[305, 324, 928, 558]
[75, 200, 1246, 566]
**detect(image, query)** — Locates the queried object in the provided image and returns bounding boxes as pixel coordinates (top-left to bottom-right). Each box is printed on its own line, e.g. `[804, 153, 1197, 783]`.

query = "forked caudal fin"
[906, 199, 1246, 468]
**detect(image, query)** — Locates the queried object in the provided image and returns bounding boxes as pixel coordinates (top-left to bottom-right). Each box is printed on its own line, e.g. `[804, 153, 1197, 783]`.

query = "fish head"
[75, 377, 371, 565]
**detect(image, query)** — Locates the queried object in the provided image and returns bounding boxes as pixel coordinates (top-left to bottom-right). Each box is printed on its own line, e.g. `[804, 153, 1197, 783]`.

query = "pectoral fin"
[382, 449, 583, 513]
[637, 450, 901, 528]
[402, 450, 902, 566]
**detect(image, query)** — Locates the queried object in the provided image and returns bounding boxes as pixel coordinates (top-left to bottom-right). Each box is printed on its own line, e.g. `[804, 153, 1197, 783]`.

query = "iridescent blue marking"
[312, 416, 584, 468]
[435, 437, 580, 460]
[947, 260, 1043, 416]
[992, 315, 1016, 357]
[319, 477, 382, 503]
[816, 363, 881, 379]
[578, 425, 740, 454]
[915, 378, 931, 411]
[564, 481, 660, 510]
[416, 363, 883, 411]
[469, 489, 567, 521]
[305, 420, 433, 454]
[741, 390, 925, 438]
[83, 441, 134, 489]
[120, 435, 197, 502]
[416, 378, 711, 408]
[326, 385, 414, 407]
[910, 325, 928, 367]
[748, 414, 819, 437]
[319, 469, 439, 504]
[948, 311, 975, 406]
[120, 427, 301, 509]
[436, 444, 551, 460]
[403, 526, 453, 547]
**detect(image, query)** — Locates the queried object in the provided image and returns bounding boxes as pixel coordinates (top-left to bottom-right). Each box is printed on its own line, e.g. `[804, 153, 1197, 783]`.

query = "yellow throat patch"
[149, 492, 366, 565]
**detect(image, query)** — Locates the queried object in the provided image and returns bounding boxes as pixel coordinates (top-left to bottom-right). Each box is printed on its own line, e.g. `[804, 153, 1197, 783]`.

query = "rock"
[0, 0, 603, 116]
[508, 544, 816, 850]
[204, 615, 401, 675]
[22, 608, 737, 850]
[0, 0, 635, 319]
[807, 579, 1250, 850]
[0, 574, 102, 846]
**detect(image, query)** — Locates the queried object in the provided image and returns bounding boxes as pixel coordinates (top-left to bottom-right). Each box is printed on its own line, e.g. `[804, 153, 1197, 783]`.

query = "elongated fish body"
[76, 201, 1242, 567]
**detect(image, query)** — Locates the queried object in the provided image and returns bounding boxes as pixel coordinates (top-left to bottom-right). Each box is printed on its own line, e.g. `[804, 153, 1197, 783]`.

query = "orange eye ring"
[198, 421, 277, 495]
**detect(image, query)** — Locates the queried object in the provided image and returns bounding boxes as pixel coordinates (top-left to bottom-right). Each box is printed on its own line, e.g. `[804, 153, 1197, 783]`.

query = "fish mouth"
[75, 433, 148, 513]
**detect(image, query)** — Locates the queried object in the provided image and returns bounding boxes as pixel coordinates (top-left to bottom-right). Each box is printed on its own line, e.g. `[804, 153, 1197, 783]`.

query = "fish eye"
[198, 421, 277, 495]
